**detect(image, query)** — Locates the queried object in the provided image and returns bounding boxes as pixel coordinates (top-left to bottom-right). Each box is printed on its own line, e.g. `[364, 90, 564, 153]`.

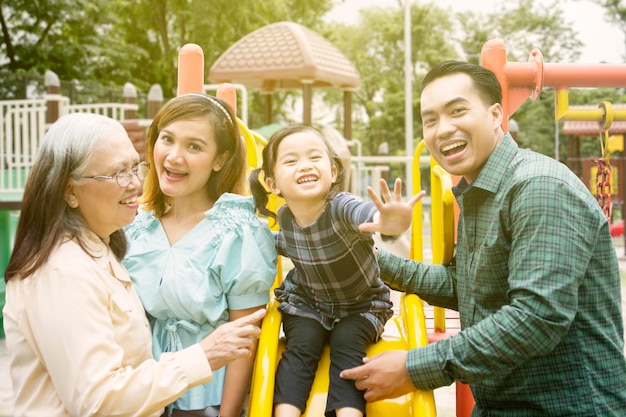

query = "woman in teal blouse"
[124, 93, 277, 417]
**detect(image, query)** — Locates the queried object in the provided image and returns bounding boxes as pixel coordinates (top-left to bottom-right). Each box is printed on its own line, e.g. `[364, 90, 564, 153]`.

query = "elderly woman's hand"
[199, 309, 266, 370]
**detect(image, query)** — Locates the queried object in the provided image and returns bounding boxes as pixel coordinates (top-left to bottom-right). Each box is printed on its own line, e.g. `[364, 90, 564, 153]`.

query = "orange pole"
[543, 63, 626, 89]
[481, 39, 544, 131]
[456, 382, 475, 417]
[216, 83, 237, 115]
[177, 43, 205, 96]
[481, 39, 626, 125]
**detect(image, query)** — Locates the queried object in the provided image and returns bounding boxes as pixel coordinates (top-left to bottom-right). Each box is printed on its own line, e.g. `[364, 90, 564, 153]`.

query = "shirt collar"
[76, 229, 132, 284]
[452, 132, 517, 196]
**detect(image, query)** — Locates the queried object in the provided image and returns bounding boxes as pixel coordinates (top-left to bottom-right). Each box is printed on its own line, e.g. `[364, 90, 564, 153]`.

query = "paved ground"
[1, 248, 625, 417]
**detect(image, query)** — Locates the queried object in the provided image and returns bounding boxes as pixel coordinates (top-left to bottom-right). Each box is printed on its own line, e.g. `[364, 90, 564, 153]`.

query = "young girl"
[124, 93, 277, 417]
[248, 124, 422, 417]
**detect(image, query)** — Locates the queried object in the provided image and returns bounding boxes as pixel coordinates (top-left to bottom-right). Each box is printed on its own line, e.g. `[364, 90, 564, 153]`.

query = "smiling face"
[152, 117, 227, 204]
[65, 124, 142, 239]
[420, 72, 504, 183]
[265, 131, 338, 209]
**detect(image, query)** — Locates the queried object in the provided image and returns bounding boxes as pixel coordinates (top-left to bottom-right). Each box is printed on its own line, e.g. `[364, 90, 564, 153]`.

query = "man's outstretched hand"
[340, 350, 417, 402]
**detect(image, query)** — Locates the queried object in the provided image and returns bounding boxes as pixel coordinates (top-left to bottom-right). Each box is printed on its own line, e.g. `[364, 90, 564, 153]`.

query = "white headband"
[183, 93, 234, 128]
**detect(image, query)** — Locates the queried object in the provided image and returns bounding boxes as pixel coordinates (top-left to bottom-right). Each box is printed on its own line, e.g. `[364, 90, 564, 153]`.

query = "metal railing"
[0, 99, 47, 194]
[1, 96, 139, 196]
[346, 138, 430, 200]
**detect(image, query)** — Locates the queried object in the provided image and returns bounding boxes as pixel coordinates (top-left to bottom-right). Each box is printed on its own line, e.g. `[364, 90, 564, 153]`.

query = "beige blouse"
[3, 234, 212, 417]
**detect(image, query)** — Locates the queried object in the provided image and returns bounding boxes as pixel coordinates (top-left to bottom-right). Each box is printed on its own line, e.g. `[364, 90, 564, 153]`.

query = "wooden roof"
[208, 21, 361, 92]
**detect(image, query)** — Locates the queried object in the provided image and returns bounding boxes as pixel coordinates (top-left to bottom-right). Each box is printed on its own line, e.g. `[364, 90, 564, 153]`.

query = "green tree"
[0, 0, 140, 83]
[110, 0, 335, 101]
[326, 3, 456, 159]
[0, 0, 334, 101]
[599, 0, 626, 32]
[323, 0, 584, 170]
[457, 0, 583, 64]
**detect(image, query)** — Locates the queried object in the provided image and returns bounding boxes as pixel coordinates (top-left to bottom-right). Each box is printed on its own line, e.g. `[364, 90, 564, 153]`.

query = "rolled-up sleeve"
[213, 220, 277, 310]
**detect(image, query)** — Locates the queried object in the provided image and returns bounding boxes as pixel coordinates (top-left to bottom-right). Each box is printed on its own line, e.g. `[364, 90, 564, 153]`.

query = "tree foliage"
[457, 0, 584, 64]
[0, 0, 139, 83]
[124, 0, 333, 97]
[0, 0, 333, 99]
[324, 0, 587, 165]
[1, 0, 624, 171]
[599, 0, 626, 32]
[325, 3, 456, 157]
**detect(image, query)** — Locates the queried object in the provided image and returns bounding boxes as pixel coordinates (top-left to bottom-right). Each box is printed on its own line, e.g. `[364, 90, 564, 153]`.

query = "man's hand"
[340, 350, 416, 402]
[359, 178, 425, 236]
[199, 308, 266, 371]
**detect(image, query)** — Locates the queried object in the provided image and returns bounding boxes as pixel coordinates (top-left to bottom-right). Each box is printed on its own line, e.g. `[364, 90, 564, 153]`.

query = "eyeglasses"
[81, 161, 150, 188]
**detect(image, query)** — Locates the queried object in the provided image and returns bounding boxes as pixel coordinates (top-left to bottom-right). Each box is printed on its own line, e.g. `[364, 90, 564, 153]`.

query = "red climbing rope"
[595, 128, 611, 223]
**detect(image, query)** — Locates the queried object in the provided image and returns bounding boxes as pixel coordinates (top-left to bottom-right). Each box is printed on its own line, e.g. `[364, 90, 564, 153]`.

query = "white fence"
[58, 96, 138, 120]
[0, 96, 138, 196]
[0, 99, 47, 193]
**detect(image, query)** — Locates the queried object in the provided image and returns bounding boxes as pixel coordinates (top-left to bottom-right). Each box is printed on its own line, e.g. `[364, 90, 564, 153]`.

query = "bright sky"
[326, 0, 626, 64]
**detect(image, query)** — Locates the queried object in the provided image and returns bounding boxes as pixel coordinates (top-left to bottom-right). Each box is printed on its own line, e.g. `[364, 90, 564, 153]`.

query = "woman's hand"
[199, 308, 266, 371]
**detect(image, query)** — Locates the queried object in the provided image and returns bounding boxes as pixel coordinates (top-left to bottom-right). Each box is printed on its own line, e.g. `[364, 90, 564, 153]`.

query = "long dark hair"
[248, 124, 344, 221]
[5, 113, 128, 282]
[141, 93, 245, 218]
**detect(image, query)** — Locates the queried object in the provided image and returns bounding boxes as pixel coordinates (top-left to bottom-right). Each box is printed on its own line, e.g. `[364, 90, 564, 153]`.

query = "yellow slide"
[248, 277, 437, 417]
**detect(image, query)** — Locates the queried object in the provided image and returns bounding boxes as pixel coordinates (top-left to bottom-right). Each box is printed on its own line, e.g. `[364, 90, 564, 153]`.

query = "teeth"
[298, 175, 317, 184]
[121, 198, 136, 204]
[166, 168, 186, 175]
[442, 141, 465, 153]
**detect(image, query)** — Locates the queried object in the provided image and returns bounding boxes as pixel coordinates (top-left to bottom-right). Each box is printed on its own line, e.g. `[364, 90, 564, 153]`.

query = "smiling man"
[340, 61, 626, 416]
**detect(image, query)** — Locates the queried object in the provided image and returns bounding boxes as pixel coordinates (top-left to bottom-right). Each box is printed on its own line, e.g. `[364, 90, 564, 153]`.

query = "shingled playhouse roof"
[208, 21, 361, 92]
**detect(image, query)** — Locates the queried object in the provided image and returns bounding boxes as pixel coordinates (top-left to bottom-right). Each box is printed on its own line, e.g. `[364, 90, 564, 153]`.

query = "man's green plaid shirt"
[379, 133, 626, 416]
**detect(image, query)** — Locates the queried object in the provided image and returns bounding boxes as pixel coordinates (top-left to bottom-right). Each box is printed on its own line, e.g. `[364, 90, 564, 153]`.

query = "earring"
[68, 199, 78, 208]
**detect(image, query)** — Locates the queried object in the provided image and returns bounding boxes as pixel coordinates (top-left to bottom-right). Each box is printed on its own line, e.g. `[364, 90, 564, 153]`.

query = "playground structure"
[481, 39, 626, 221]
[241, 39, 626, 416]
[481, 39, 626, 132]
[208, 21, 361, 141]
[1, 33, 626, 415]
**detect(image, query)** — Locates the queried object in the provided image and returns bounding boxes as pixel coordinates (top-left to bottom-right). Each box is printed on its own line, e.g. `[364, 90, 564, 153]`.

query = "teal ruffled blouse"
[124, 193, 277, 410]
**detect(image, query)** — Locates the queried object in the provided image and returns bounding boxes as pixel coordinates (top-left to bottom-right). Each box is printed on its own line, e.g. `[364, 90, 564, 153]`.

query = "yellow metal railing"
[430, 163, 456, 333]
[411, 141, 456, 333]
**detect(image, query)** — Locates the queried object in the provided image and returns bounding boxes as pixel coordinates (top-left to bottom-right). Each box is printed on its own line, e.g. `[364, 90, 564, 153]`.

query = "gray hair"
[5, 112, 129, 280]
[40, 112, 124, 182]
